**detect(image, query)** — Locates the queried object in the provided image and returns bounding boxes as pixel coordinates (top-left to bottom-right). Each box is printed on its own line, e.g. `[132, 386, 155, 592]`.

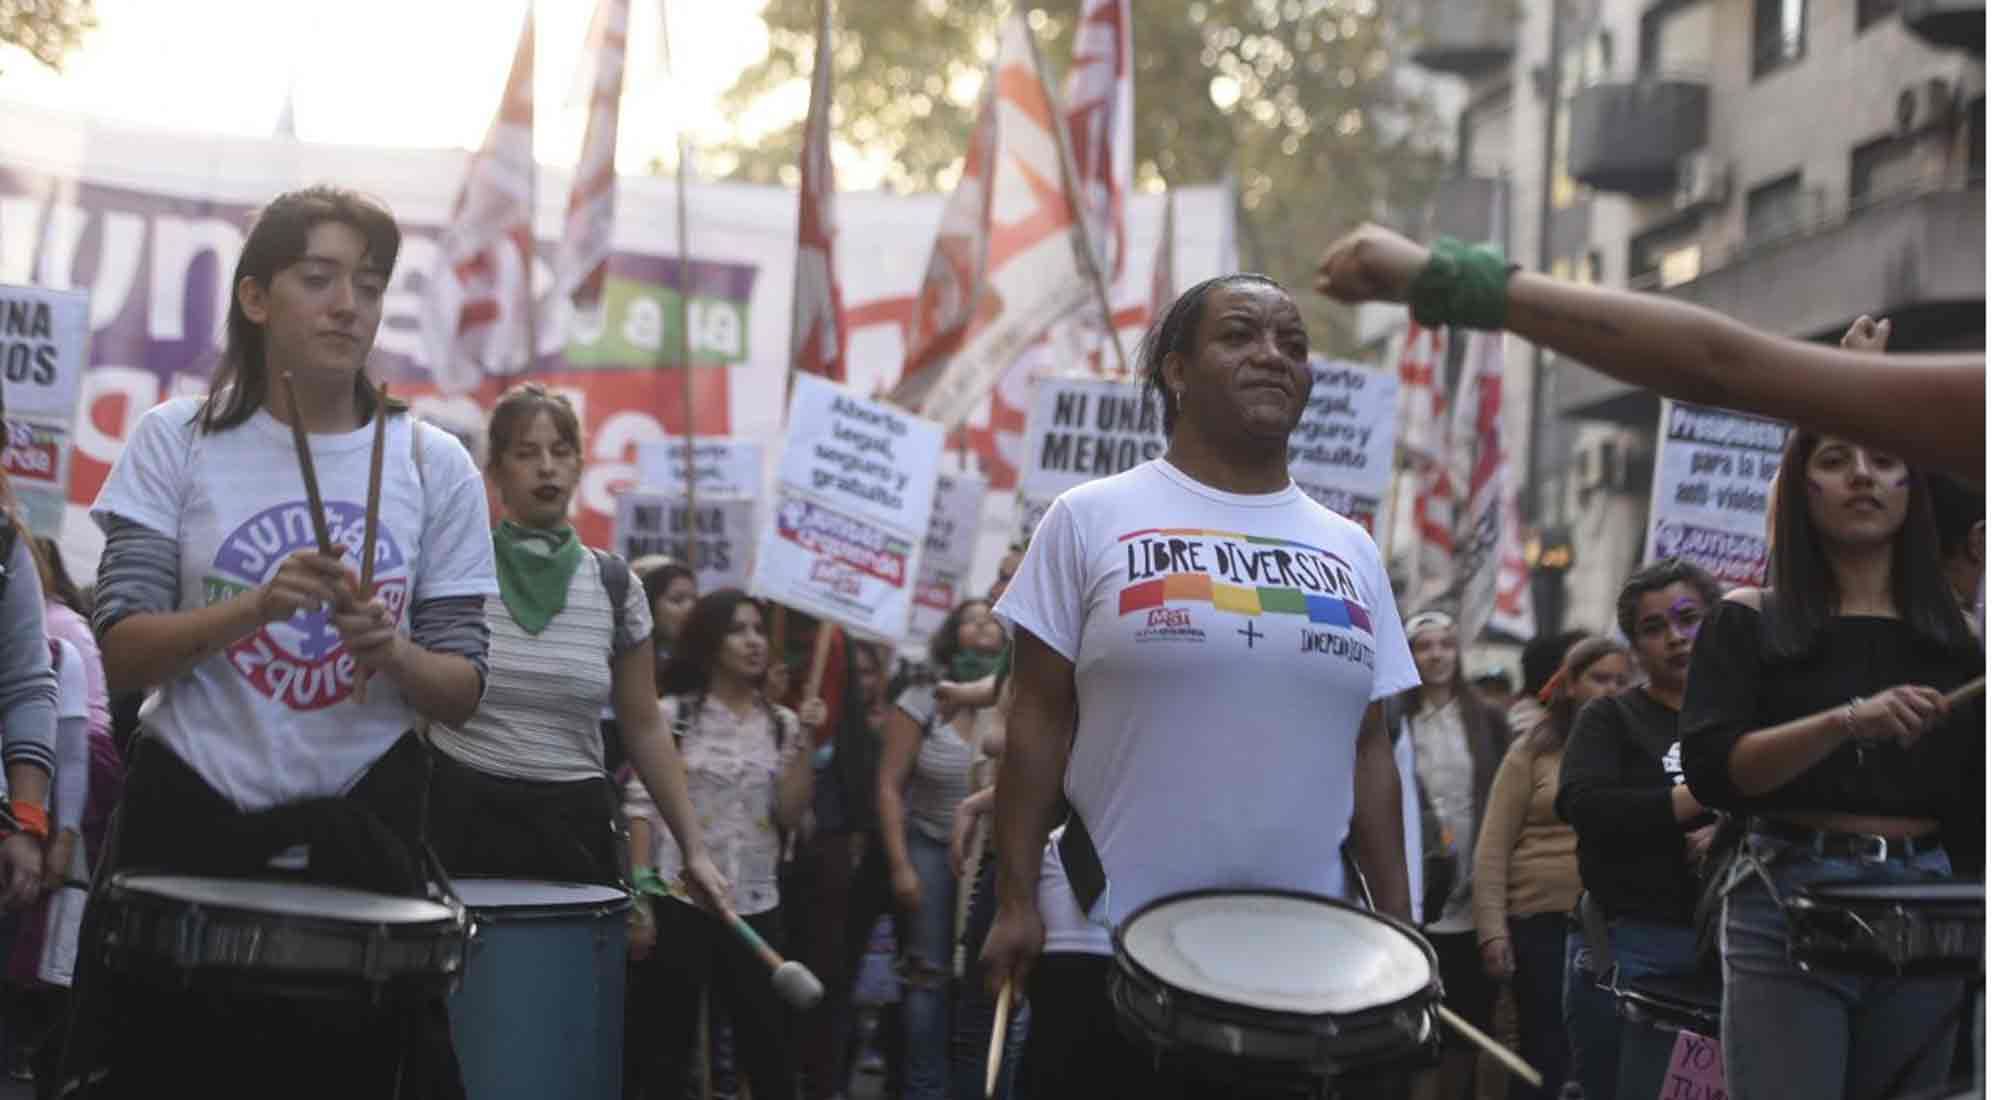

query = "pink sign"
[1657, 1028, 1729, 1100]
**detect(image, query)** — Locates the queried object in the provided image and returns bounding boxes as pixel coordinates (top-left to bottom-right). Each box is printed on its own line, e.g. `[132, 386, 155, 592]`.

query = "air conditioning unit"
[1896, 77, 1960, 134]
[1673, 151, 1731, 211]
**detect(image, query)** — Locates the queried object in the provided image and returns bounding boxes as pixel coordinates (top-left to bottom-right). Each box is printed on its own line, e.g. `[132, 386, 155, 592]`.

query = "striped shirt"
[894, 687, 979, 843]
[430, 553, 649, 783]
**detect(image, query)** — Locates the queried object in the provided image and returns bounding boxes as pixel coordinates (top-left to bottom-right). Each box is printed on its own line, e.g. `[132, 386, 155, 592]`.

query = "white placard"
[1644, 400, 1791, 589]
[1287, 356, 1400, 534]
[610, 491, 756, 593]
[0, 284, 89, 538]
[1014, 375, 1165, 543]
[633, 437, 764, 500]
[750, 374, 945, 641]
[909, 470, 989, 644]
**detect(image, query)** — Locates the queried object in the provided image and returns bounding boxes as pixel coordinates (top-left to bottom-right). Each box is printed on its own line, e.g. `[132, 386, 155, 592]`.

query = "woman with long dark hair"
[876, 597, 1005, 1100]
[83, 185, 495, 1095]
[1472, 637, 1629, 1100]
[1682, 434, 1981, 1099]
[624, 589, 813, 1100]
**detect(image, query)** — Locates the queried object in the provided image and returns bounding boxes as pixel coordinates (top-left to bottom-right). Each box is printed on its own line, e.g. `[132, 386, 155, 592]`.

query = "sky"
[0, 0, 897, 182]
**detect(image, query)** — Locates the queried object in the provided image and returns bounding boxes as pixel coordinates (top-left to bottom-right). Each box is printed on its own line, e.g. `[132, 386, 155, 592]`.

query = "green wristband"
[1409, 237, 1516, 330]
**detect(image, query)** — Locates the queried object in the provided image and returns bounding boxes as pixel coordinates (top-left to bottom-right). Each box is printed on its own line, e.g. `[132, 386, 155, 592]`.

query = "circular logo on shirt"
[210, 500, 411, 711]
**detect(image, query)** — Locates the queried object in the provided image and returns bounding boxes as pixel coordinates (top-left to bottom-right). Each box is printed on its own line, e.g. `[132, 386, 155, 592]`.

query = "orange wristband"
[10, 801, 48, 841]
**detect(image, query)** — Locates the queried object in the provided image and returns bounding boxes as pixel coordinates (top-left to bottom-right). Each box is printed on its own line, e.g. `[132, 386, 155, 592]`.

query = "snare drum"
[1110, 890, 1441, 1095]
[448, 879, 629, 1100]
[97, 872, 467, 998]
[1785, 879, 1984, 976]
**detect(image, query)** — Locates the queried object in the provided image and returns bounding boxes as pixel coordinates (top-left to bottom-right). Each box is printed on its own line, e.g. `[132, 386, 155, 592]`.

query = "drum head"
[1119, 892, 1433, 1016]
[1807, 880, 1984, 903]
[115, 873, 453, 925]
[451, 878, 628, 913]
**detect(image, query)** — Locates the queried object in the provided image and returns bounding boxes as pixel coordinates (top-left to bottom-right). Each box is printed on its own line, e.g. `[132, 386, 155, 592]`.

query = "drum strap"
[1057, 810, 1107, 915]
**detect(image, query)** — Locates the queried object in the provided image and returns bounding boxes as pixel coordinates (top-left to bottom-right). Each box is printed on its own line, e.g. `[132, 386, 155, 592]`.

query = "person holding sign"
[981, 274, 1420, 1097]
[424, 384, 724, 907]
[82, 187, 495, 1096]
[1680, 433, 1982, 1100]
[1312, 224, 1984, 485]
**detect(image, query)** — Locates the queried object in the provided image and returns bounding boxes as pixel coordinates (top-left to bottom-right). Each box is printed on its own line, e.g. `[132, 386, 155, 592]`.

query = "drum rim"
[448, 875, 632, 918]
[109, 871, 460, 927]
[1797, 879, 1986, 901]
[1112, 888, 1441, 1021]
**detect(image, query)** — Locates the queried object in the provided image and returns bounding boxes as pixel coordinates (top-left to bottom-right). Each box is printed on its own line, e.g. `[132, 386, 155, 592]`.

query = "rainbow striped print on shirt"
[1115, 527, 1374, 633]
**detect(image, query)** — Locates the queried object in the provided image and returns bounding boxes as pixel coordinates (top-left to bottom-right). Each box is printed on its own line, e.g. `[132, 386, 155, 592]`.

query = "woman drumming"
[625, 590, 816, 1100]
[424, 384, 722, 903]
[1681, 434, 1981, 1100]
[83, 186, 495, 1096]
[1471, 637, 1629, 1100]
[877, 597, 1006, 1100]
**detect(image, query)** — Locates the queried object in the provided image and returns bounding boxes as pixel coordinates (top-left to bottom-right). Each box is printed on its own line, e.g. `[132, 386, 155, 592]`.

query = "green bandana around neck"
[492, 520, 585, 635]
[950, 650, 1007, 684]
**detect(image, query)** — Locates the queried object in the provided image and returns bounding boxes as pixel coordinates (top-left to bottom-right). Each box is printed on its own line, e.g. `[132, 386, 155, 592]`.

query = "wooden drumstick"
[1438, 1005, 1542, 1089]
[353, 380, 390, 704]
[279, 371, 336, 558]
[1945, 676, 1984, 709]
[986, 976, 1013, 1099]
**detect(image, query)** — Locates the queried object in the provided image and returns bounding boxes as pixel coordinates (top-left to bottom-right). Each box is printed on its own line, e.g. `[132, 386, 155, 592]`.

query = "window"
[1630, 214, 1704, 286]
[1753, 0, 1808, 77]
[1851, 136, 1923, 209]
[1658, 245, 1703, 287]
[1584, 251, 1605, 285]
[1745, 172, 1805, 245]
[1857, 0, 1898, 31]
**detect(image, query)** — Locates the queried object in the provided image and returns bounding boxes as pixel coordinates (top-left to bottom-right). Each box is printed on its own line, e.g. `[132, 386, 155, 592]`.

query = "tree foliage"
[1, 0, 94, 74]
[711, 0, 1448, 352]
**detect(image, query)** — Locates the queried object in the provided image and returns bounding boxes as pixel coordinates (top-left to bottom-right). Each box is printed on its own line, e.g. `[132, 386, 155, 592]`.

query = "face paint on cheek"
[1669, 598, 1702, 641]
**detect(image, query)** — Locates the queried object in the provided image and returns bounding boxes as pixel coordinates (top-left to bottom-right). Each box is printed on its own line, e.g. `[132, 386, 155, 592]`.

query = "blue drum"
[448, 879, 631, 1100]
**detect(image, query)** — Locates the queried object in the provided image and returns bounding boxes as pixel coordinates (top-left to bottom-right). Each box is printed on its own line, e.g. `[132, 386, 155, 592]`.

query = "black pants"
[625, 899, 795, 1100]
[831, 831, 905, 1098]
[1507, 913, 1569, 1100]
[63, 733, 463, 1099]
[425, 745, 623, 887]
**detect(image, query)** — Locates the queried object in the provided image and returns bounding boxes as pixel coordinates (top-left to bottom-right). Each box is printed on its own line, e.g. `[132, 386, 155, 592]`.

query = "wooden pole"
[1022, 13, 1128, 375]
[676, 139, 699, 568]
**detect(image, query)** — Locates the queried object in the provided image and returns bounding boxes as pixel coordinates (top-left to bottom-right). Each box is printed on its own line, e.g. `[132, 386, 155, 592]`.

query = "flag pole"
[675, 146, 698, 569]
[1023, 15, 1127, 375]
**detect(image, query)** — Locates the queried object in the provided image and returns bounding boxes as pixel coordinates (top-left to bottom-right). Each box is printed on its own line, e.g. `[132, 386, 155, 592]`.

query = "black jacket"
[1556, 687, 1705, 926]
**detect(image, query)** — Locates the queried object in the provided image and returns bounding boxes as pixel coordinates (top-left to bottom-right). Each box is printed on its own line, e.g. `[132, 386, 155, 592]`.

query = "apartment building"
[1408, 0, 1983, 632]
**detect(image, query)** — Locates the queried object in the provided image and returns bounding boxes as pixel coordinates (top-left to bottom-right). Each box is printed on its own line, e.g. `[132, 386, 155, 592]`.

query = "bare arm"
[1349, 701, 1411, 923]
[370, 638, 483, 728]
[627, 815, 654, 879]
[100, 593, 266, 696]
[992, 631, 1077, 911]
[614, 641, 708, 866]
[1317, 224, 1985, 482]
[774, 714, 813, 830]
[876, 707, 925, 877]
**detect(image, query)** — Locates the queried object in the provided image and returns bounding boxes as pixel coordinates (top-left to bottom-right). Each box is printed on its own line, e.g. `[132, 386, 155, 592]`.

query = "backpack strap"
[592, 548, 632, 656]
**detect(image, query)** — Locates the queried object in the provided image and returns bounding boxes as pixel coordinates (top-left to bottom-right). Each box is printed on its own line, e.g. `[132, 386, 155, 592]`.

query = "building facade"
[1409, 0, 1983, 633]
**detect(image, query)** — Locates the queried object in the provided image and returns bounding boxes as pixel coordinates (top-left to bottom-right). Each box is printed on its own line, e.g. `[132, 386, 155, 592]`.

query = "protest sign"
[1656, 1029, 1728, 1100]
[610, 491, 755, 593]
[1288, 356, 1398, 532]
[909, 470, 989, 644]
[750, 374, 944, 641]
[1014, 376, 1164, 542]
[1645, 401, 1790, 588]
[0, 285, 89, 536]
[633, 437, 764, 500]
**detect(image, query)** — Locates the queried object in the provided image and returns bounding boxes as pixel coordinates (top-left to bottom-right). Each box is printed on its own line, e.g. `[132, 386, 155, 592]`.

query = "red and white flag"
[892, 13, 1095, 428]
[426, 11, 538, 396]
[1062, 0, 1133, 282]
[1395, 320, 1455, 611]
[549, 0, 629, 318]
[1449, 330, 1536, 641]
[790, 0, 847, 384]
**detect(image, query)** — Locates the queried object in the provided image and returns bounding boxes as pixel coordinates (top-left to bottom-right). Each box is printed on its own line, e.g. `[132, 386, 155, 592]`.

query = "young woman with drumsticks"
[1679, 432, 1982, 1100]
[80, 186, 498, 1097]
[623, 588, 815, 1100]
[1471, 636, 1629, 1100]
[423, 384, 724, 905]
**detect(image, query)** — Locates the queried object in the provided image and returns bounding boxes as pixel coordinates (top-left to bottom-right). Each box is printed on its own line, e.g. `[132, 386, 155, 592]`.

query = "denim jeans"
[1719, 833, 1965, 1100]
[949, 853, 1027, 1100]
[903, 827, 957, 1100]
[1563, 917, 1700, 1100]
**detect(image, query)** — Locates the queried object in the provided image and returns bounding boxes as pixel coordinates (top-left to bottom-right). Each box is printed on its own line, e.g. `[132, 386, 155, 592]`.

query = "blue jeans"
[1719, 833, 1964, 1100]
[950, 853, 1027, 1100]
[1563, 917, 1700, 1100]
[903, 827, 957, 1100]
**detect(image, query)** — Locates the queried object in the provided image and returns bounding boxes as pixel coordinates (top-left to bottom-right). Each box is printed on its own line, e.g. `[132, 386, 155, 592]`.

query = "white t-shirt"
[994, 460, 1419, 952]
[92, 397, 497, 811]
